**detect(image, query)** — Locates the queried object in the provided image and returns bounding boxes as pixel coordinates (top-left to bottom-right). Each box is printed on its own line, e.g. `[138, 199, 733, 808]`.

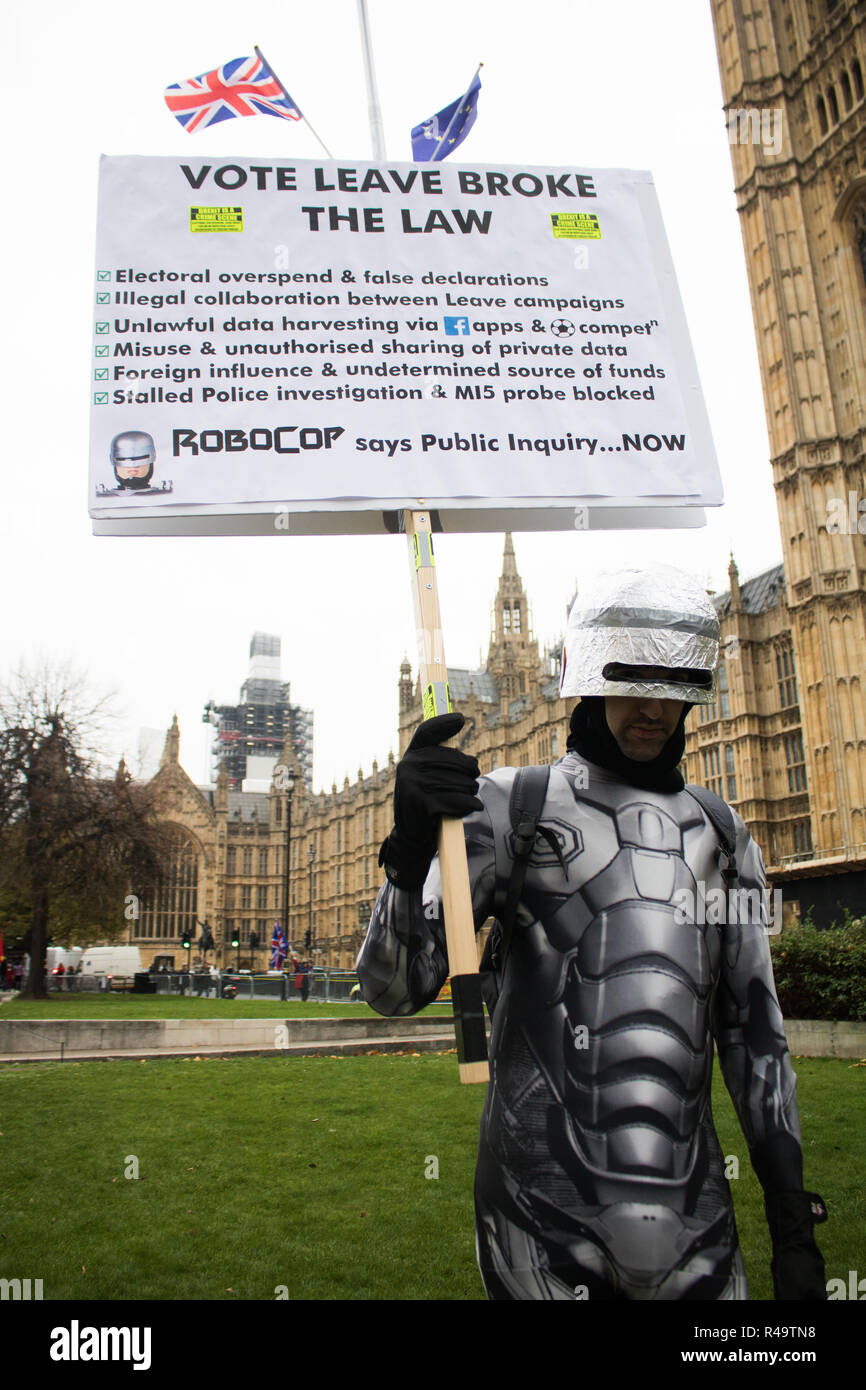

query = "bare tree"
[0, 666, 171, 999]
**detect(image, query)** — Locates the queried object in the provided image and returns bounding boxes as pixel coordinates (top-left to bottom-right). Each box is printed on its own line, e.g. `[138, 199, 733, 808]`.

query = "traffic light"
[304, 930, 311, 950]
[249, 930, 258, 950]
[181, 931, 190, 952]
[231, 927, 240, 949]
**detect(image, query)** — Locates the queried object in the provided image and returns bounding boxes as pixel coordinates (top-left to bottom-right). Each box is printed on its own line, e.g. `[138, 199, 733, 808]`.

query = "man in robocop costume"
[356, 563, 827, 1301]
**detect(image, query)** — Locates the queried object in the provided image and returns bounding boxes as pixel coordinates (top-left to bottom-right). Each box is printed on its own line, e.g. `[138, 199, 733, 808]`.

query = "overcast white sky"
[1, 0, 781, 793]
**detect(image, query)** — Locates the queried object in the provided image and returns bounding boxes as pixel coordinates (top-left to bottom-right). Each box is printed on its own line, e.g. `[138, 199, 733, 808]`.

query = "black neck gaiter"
[565, 696, 691, 793]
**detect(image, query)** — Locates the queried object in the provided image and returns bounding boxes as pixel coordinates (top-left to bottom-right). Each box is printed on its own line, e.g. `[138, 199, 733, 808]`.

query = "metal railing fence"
[45, 968, 361, 1002]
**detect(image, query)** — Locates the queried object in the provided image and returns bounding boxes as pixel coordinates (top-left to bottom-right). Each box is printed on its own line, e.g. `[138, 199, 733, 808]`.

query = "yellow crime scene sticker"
[412, 531, 436, 571]
[190, 206, 244, 233]
[423, 682, 452, 720]
[550, 212, 602, 239]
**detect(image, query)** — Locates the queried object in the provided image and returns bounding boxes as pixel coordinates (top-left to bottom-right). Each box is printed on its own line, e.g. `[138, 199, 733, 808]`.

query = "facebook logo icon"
[444, 316, 470, 335]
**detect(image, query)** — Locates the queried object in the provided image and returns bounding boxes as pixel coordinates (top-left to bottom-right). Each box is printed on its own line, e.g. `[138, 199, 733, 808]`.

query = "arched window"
[853, 59, 864, 102]
[775, 645, 799, 708]
[138, 829, 200, 942]
[828, 85, 840, 124]
[724, 745, 737, 802]
[840, 70, 853, 111]
[718, 662, 730, 717]
[817, 95, 829, 136]
[853, 202, 866, 290]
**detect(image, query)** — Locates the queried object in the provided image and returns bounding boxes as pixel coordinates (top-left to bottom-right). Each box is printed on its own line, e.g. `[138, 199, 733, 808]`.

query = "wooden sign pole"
[404, 509, 489, 1085]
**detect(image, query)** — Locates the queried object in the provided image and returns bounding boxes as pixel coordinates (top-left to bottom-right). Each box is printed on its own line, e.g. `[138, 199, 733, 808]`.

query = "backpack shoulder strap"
[685, 784, 739, 885]
[501, 764, 551, 922]
[510, 764, 552, 850]
[483, 766, 551, 1015]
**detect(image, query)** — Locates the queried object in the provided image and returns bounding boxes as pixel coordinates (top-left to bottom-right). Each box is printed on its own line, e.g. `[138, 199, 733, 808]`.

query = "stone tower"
[486, 533, 540, 704]
[710, 0, 866, 856]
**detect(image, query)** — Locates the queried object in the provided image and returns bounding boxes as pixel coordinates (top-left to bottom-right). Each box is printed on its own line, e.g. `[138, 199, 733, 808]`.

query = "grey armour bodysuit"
[357, 753, 804, 1300]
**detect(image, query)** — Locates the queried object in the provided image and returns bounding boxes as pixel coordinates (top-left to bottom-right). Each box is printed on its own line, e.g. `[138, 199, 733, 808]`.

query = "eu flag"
[411, 72, 481, 161]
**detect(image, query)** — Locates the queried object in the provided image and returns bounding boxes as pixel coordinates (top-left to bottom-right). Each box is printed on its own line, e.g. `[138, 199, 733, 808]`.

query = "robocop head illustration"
[110, 430, 156, 490]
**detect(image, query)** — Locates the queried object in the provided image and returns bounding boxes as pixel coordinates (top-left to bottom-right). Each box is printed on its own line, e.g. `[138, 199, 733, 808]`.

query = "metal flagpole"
[356, 0, 387, 161]
[254, 45, 334, 159]
[355, 3, 489, 1083]
[431, 64, 483, 161]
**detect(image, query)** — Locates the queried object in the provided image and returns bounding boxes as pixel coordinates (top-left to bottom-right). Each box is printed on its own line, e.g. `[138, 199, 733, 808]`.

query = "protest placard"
[90, 156, 721, 536]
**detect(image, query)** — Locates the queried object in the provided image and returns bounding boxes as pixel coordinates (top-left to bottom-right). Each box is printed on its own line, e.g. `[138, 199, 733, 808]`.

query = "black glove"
[765, 1190, 828, 1300]
[379, 713, 482, 890]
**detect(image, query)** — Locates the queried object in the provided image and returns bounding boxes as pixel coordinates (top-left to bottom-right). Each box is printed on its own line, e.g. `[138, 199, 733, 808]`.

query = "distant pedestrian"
[301, 964, 311, 1003]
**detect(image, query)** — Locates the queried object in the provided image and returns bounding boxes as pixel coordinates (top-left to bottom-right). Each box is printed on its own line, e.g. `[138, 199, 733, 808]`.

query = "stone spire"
[215, 759, 229, 814]
[502, 530, 518, 579]
[487, 532, 539, 700]
[728, 552, 743, 613]
[491, 532, 528, 644]
[159, 715, 180, 769]
[398, 654, 415, 714]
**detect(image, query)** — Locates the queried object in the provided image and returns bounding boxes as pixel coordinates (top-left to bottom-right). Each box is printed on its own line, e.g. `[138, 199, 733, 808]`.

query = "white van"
[80, 947, 143, 990]
[46, 947, 82, 975]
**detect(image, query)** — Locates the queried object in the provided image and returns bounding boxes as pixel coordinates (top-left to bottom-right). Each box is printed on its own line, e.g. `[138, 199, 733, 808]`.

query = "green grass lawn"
[0, 1053, 860, 1301]
[1, 994, 453, 1020]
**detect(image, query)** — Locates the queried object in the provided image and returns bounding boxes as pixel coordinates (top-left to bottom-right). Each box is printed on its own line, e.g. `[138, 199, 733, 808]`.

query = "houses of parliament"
[134, 0, 866, 968]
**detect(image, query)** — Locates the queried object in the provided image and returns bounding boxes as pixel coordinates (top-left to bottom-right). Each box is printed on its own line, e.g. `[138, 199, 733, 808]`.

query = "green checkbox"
[96, 292, 110, 304]
[94, 368, 109, 380]
[95, 346, 109, 357]
[97, 270, 112, 281]
[93, 392, 109, 404]
[96, 322, 109, 334]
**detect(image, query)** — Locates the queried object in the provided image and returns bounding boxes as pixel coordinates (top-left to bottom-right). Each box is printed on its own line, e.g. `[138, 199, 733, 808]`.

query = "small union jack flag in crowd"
[270, 921, 288, 969]
[164, 54, 301, 133]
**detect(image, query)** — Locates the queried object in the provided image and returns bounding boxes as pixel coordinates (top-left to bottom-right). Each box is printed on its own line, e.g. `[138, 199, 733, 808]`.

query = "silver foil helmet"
[111, 430, 156, 489]
[560, 562, 720, 704]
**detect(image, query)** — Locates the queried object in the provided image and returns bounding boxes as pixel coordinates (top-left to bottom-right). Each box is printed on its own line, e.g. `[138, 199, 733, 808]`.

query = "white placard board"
[89, 156, 722, 535]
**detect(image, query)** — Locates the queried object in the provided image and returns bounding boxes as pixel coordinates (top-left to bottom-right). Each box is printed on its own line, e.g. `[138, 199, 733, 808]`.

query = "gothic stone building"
[708, 0, 866, 919]
[132, 1, 866, 965]
[136, 525, 863, 973]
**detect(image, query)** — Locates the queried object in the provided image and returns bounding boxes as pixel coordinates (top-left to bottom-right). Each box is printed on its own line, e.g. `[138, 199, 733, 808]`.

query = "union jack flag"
[164, 55, 301, 133]
[270, 921, 288, 969]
